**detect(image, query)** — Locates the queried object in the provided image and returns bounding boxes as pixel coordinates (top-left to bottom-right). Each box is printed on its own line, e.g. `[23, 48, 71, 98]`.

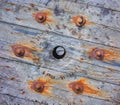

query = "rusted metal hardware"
[91, 48, 104, 60]
[72, 82, 84, 94]
[68, 78, 103, 96]
[11, 44, 40, 63]
[72, 16, 86, 27]
[33, 11, 53, 24]
[28, 78, 52, 95]
[68, 81, 84, 94]
[76, 16, 86, 27]
[28, 78, 46, 93]
[13, 46, 25, 57]
[35, 12, 46, 23]
[32, 81, 44, 93]
[52, 46, 66, 59]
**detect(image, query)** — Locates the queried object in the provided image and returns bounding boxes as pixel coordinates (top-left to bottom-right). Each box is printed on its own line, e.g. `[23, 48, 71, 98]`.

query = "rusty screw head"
[76, 16, 86, 27]
[33, 82, 44, 93]
[92, 48, 104, 60]
[14, 46, 25, 57]
[35, 12, 46, 23]
[69, 82, 84, 94]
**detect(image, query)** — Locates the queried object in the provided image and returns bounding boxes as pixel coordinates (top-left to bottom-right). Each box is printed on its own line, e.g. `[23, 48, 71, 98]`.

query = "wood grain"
[0, 22, 120, 85]
[0, 2, 120, 49]
[2, 0, 120, 29]
[0, 0, 120, 105]
[0, 94, 41, 105]
[0, 58, 120, 105]
[6, 0, 120, 12]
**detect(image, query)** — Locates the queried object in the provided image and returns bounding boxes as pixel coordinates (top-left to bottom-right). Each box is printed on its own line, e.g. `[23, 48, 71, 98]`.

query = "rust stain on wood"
[68, 78, 105, 97]
[0, 66, 12, 68]
[32, 11, 54, 24]
[80, 99, 84, 103]
[5, 8, 13, 12]
[27, 77, 56, 96]
[15, 17, 25, 21]
[42, 71, 56, 79]
[11, 44, 40, 64]
[71, 15, 93, 27]
[103, 49, 120, 61]
[89, 48, 105, 60]
[10, 77, 16, 80]
[30, 3, 35, 8]
[89, 47, 120, 62]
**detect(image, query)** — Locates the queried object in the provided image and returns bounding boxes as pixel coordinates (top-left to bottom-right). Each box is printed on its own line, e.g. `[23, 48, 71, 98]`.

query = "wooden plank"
[0, 94, 41, 105]
[0, 2, 120, 49]
[2, 0, 120, 29]
[0, 22, 120, 85]
[0, 60, 67, 105]
[0, 21, 120, 70]
[0, 58, 120, 105]
[0, 1, 120, 104]
[6, 0, 120, 12]
[66, 0, 120, 12]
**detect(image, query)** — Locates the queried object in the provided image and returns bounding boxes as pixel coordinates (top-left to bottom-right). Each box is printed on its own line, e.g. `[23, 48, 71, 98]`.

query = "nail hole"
[52, 46, 66, 59]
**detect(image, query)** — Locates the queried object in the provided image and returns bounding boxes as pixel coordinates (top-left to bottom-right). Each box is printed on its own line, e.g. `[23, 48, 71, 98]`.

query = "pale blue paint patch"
[38, 0, 52, 6]
[110, 60, 120, 67]
[14, 28, 38, 36]
[100, 8, 110, 16]
[103, 61, 120, 67]
[54, 5, 64, 16]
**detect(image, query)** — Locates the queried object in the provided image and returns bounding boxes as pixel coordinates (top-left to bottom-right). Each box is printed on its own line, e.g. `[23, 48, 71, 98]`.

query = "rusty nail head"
[70, 82, 84, 94]
[92, 48, 104, 60]
[76, 16, 86, 27]
[35, 12, 46, 23]
[32, 82, 44, 93]
[13, 46, 25, 57]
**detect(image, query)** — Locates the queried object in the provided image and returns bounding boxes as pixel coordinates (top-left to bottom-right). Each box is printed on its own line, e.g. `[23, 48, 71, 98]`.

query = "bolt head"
[35, 12, 46, 23]
[76, 16, 86, 27]
[73, 83, 84, 94]
[33, 82, 44, 93]
[69, 82, 84, 94]
[14, 46, 25, 57]
[92, 48, 104, 60]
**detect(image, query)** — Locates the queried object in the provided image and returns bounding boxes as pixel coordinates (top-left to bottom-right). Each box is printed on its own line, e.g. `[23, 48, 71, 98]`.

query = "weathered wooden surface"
[0, 1, 120, 48]
[6, 0, 120, 12]
[0, 22, 120, 84]
[0, 0, 120, 105]
[0, 58, 120, 105]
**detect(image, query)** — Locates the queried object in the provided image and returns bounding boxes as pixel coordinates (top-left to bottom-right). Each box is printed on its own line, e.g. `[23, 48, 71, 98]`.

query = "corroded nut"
[35, 12, 46, 23]
[32, 82, 44, 93]
[13, 46, 25, 57]
[76, 16, 86, 27]
[69, 82, 84, 94]
[72, 83, 84, 94]
[91, 48, 104, 60]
